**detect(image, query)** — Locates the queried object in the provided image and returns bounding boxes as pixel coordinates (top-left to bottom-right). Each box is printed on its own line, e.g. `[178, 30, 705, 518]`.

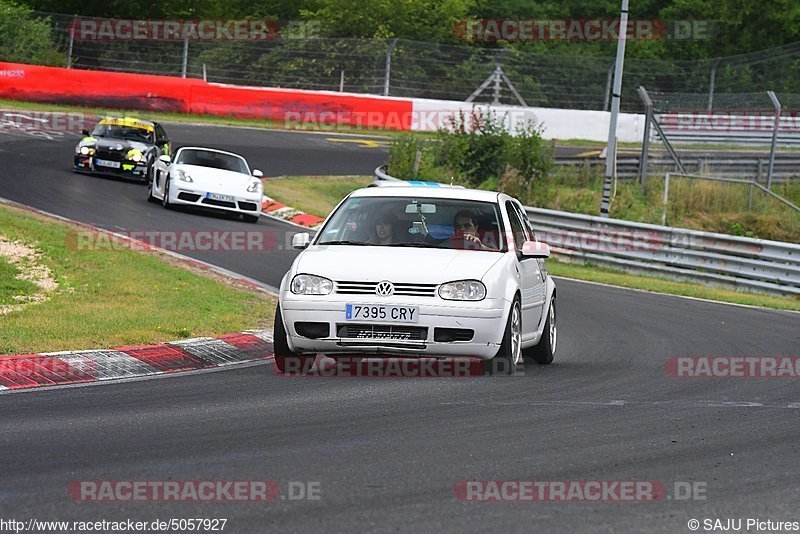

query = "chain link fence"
[5, 10, 800, 112]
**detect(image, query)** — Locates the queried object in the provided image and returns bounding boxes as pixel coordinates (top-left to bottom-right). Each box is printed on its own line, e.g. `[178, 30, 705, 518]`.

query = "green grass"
[264, 175, 800, 311]
[0, 256, 38, 306]
[548, 259, 800, 311]
[263, 175, 374, 218]
[495, 165, 800, 243]
[0, 205, 275, 355]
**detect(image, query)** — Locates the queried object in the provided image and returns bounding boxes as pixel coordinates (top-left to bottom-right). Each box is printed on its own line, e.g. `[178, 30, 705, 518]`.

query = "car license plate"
[206, 192, 234, 202]
[345, 304, 419, 323]
[95, 159, 120, 169]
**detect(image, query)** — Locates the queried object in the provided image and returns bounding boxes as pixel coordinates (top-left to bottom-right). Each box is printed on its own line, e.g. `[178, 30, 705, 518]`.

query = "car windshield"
[91, 124, 154, 143]
[316, 195, 507, 251]
[175, 149, 250, 175]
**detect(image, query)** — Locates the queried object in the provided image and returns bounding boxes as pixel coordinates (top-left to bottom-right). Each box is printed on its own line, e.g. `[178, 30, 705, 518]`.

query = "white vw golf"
[274, 184, 557, 374]
[148, 147, 264, 223]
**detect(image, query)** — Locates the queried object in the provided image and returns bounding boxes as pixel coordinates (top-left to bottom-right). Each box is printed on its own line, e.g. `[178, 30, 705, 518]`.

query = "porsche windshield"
[91, 124, 154, 143]
[175, 149, 250, 175]
[316, 195, 507, 251]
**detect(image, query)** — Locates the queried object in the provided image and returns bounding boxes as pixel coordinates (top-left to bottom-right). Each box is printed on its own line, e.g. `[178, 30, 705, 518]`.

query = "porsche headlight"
[438, 280, 486, 301]
[291, 274, 333, 295]
[126, 149, 144, 162]
[79, 146, 95, 155]
[246, 180, 262, 193]
[176, 169, 193, 183]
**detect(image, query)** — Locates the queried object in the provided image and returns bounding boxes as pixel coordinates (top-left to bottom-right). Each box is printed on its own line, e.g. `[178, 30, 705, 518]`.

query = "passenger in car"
[370, 213, 400, 245]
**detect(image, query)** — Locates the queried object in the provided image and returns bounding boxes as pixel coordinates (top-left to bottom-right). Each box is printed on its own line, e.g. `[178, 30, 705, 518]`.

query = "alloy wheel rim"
[511, 303, 522, 365]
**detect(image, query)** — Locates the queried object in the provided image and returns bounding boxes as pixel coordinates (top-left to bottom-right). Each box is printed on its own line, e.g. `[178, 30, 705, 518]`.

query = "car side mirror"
[292, 233, 311, 250]
[81, 129, 90, 136]
[252, 169, 263, 178]
[158, 155, 171, 164]
[521, 240, 550, 258]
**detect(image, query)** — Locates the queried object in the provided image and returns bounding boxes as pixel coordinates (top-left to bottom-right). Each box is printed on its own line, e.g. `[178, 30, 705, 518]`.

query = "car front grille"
[337, 323, 428, 341]
[94, 149, 124, 161]
[335, 281, 437, 297]
[201, 198, 236, 209]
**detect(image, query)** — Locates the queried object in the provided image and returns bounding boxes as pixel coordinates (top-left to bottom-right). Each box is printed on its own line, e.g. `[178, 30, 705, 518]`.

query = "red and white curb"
[261, 194, 324, 229]
[0, 330, 274, 393]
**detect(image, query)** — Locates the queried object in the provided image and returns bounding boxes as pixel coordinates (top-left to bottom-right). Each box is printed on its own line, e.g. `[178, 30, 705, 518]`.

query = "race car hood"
[295, 246, 504, 285]
[81, 137, 153, 154]
[174, 164, 257, 194]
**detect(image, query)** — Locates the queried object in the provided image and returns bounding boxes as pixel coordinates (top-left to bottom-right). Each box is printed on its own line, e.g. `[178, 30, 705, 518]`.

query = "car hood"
[295, 246, 504, 284]
[90, 138, 152, 152]
[174, 164, 255, 192]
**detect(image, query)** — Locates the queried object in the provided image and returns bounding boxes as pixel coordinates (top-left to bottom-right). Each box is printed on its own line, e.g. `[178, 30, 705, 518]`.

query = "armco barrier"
[0, 62, 644, 141]
[374, 166, 800, 296]
[0, 62, 413, 129]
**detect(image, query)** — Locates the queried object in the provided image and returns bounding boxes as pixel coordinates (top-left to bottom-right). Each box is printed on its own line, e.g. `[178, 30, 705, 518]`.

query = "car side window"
[505, 201, 528, 251]
[155, 123, 167, 142]
[513, 202, 536, 241]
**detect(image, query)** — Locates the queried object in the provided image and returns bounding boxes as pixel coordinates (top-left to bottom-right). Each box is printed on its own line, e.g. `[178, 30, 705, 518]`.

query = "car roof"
[175, 146, 248, 160]
[351, 183, 503, 203]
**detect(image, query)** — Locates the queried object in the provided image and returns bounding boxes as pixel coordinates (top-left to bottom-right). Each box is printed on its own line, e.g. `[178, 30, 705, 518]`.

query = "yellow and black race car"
[73, 117, 172, 183]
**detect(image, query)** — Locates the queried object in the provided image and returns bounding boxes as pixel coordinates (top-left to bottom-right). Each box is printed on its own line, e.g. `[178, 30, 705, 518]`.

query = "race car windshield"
[175, 149, 250, 175]
[91, 124, 154, 143]
[316, 196, 507, 251]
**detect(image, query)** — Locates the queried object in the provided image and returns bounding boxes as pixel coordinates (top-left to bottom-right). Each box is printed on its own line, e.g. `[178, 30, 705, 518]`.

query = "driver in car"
[451, 209, 498, 251]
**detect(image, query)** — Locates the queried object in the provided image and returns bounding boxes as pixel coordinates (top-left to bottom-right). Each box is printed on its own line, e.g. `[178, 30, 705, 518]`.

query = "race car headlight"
[246, 180, 262, 193]
[438, 280, 486, 301]
[126, 149, 144, 162]
[176, 169, 193, 183]
[291, 274, 333, 295]
[79, 146, 95, 155]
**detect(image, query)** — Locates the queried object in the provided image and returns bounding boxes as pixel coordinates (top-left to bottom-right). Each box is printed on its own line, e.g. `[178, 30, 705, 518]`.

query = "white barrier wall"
[409, 98, 645, 142]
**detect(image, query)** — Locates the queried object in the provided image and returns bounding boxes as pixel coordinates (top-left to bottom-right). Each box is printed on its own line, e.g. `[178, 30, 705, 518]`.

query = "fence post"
[65, 14, 77, 69]
[638, 86, 653, 191]
[383, 38, 398, 96]
[339, 69, 345, 92]
[662, 172, 671, 226]
[603, 62, 614, 111]
[707, 58, 720, 112]
[181, 37, 189, 78]
[766, 90, 781, 190]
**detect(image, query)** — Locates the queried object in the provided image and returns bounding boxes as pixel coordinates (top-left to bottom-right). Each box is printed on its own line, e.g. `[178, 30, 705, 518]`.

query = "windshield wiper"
[389, 242, 439, 248]
[317, 240, 369, 246]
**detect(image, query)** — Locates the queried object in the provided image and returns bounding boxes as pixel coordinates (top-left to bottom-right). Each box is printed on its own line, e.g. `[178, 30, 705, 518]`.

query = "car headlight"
[438, 280, 486, 301]
[126, 149, 144, 162]
[176, 169, 193, 183]
[291, 274, 333, 295]
[79, 146, 95, 155]
[246, 180, 262, 193]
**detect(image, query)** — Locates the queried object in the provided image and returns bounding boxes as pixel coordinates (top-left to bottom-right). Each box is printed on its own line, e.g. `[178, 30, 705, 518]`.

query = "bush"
[0, 2, 65, 66]
[387, 108, 553, 190]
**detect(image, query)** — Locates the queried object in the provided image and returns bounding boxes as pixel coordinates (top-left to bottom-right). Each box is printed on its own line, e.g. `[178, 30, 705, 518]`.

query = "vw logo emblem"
[375, 281, 394, 296]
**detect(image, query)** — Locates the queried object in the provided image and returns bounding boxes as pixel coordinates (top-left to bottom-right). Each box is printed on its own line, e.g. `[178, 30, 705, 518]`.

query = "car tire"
[243, 214, 259, 224]
[486, 297, 522, 375]
[524, 296, 556, 365]
[273, 304, 314, 374]
[147, 172, 157, 203]
[161, 177, 171, 209]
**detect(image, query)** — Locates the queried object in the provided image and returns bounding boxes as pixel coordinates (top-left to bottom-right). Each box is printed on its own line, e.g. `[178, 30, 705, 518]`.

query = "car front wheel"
[524, 296, 556, 365]
[273, 304, 315, 374]
[161, 177, 171, 209]
[486, 297, 522, 375]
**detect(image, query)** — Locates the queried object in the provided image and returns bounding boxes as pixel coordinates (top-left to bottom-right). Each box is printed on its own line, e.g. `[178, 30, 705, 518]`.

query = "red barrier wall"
[0, 62, 413, 130]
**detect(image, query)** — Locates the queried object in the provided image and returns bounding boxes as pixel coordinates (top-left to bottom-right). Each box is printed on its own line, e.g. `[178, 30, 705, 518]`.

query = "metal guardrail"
[374, 166, 800, 296]
[554, 157, 800, 180]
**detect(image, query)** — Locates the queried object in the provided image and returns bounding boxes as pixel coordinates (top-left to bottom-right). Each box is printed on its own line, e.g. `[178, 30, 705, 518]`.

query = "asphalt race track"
[1, 121, 799, 533]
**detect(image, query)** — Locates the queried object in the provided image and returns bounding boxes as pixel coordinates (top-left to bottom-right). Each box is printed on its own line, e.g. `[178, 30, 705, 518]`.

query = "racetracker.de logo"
[453, 19, 713, 42]
[66, 229, 277, 253]
[453, 480, 669, 502]
[665, 356, 800, 378]
[68, 18, 282, 41]
[67, 480, 322, 502]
